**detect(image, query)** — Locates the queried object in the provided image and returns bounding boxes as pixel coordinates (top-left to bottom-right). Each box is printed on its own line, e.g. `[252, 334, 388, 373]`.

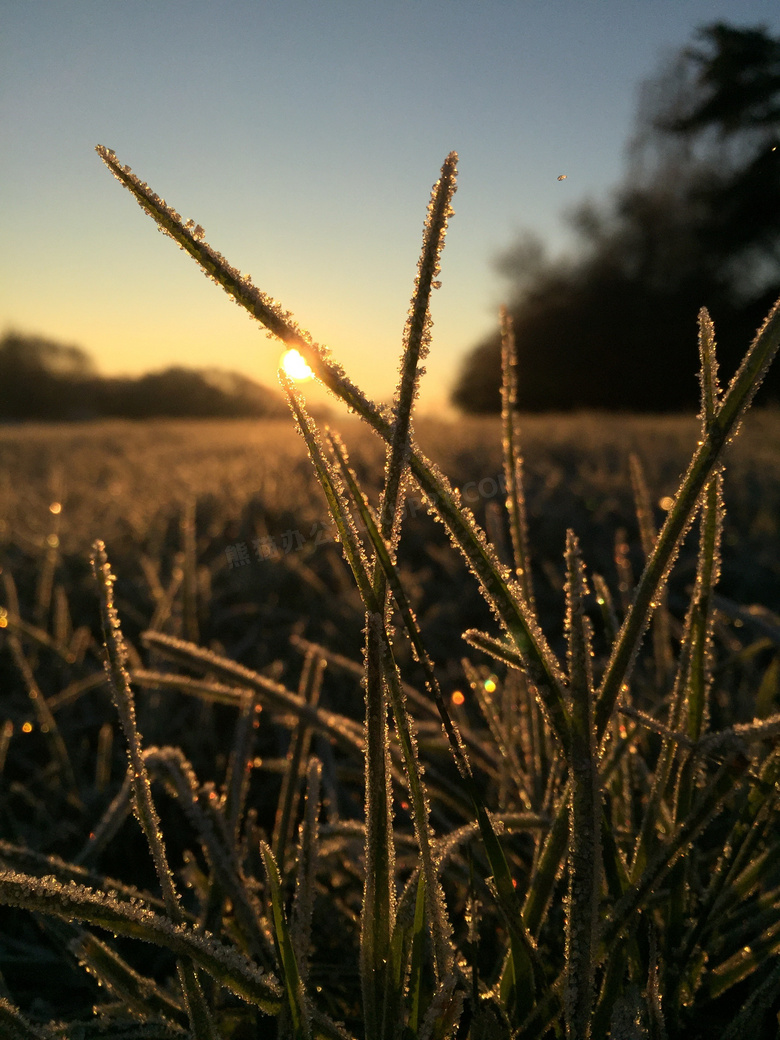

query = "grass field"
[2, 409, 780, 1037]
[4, 145, 780, 1038]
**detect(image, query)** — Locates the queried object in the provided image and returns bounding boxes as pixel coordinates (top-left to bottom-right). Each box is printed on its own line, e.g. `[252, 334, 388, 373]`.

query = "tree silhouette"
[452, 22, 780, 413]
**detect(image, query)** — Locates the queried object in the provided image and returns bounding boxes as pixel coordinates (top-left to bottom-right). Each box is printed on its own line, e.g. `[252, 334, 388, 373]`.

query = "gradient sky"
[3, 1, 779, 416]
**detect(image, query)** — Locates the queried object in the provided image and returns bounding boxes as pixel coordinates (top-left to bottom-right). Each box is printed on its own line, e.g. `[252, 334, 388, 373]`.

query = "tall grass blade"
[381, 151, 456, 553]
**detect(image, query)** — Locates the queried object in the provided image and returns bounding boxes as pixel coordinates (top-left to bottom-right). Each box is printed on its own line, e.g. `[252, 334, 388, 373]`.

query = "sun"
[280, 348, 314, 381]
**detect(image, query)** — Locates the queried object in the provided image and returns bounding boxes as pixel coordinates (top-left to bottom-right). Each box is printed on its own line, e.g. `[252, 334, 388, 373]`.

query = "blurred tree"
[0, 331, 96, 419]
[0, 331, 287, 421]
[453, 22, 780, 413]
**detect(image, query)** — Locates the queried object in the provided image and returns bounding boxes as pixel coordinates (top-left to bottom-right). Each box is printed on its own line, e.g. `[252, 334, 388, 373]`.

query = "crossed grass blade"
[95, 145, 571, 759]
[325, 419, 542, 1019]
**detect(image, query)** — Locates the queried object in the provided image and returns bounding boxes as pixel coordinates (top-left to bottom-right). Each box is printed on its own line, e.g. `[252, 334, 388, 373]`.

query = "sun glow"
[280, 348, 314, 381]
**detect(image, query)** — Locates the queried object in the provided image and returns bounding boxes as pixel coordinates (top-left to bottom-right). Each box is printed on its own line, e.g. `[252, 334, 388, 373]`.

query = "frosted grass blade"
[0, 871, 283, 1013]
[596, 294, 780, 739]
[95, 145, 376, 419]
[629, 453, 673, 685]
[382, 152, 456, 552]
[144, 746, 270, 962]
[462, 629, 525, 671]
[698, 307, 720, 428]
[134, 642, 366, 754]
[462, 659, 529, 809]
[563, 532, 600, 1040]
[291, 758, 322, 984]
[601, 757, 753, 952]
[0, 998, 58, 1040]
[91, 541, 218, 1040]
[69, 929, 188, 1028]
[500, 307, 535, 610]
[327, 406, 542, 1014]
[261, 841, 313, 1040]
[327, 432, 456, 981]
[272, 651, 325, 871]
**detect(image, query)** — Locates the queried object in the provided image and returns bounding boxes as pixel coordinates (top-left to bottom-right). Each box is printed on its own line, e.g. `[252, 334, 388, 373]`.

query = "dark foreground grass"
[2, 146, 780, 1039]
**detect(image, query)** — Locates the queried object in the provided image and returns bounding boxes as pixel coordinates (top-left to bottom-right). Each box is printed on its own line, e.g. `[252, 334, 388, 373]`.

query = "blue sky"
[3, 0, 779, 415]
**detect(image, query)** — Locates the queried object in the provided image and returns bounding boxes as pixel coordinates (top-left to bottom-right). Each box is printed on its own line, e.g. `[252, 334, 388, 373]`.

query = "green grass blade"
[260, 841, 313, 1040]
[406, 870, 427, 1035]
[563, 532, 600, 1040]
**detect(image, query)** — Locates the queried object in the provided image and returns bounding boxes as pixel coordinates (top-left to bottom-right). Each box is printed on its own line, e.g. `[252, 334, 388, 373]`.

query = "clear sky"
[3, 0, 779, 416]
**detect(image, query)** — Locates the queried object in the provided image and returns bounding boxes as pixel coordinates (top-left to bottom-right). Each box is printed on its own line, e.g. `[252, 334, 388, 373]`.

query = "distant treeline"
[0, 332, 289, 421]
